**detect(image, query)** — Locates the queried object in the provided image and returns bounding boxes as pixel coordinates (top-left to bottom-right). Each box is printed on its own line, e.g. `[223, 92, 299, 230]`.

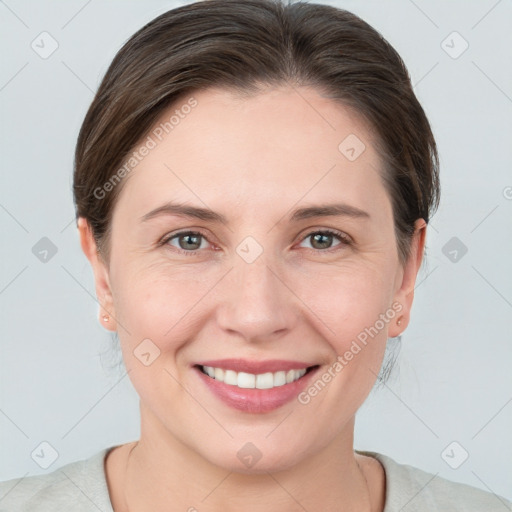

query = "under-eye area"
[157, 228, 355, 257]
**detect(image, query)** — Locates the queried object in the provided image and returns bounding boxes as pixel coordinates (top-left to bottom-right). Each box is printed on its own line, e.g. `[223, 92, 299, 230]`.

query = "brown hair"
[73, 0, 440, 265]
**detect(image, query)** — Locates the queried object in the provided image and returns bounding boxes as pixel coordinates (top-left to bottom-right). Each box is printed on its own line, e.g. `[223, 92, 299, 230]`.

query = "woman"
[1, 0, 510, 510]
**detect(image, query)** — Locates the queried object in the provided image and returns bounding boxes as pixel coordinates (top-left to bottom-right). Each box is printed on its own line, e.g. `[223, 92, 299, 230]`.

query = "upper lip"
[195, 358, 317, 374]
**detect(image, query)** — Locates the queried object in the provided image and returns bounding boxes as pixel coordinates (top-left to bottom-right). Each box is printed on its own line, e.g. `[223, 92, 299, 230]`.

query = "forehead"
[115, 86, 390, 221]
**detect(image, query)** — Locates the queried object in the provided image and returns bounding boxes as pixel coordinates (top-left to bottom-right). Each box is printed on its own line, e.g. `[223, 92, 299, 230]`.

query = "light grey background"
[1, 0, 511, 503]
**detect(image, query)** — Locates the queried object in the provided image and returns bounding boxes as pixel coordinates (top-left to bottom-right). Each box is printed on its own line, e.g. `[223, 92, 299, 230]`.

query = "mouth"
[196, 364, 317, 389]
[193, 359, 320, 413]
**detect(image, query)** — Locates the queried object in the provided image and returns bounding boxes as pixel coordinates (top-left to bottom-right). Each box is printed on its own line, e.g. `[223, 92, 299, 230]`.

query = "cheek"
[112, 271, 195, 408]
[297, 261, 396, 342]
[114, 253, 396, 343]
[294, 263, 395, 409]
[112, 264, 214, 355]
[112, 242, 397, 361]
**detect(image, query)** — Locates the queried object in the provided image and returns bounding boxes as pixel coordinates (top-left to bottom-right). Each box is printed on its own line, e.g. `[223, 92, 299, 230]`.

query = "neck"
[113, 404, 380, 512]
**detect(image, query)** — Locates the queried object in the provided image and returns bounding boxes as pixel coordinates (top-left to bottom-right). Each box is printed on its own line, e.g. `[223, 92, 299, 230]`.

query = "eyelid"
[160, 227, 353, 256]
[159, 228, 213, 249]
[296, 227, 352, 244]
[294, 228, 353, 254]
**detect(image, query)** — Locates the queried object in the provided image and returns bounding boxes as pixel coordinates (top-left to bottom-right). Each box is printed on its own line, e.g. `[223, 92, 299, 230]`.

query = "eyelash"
[159, 228, 352, 256]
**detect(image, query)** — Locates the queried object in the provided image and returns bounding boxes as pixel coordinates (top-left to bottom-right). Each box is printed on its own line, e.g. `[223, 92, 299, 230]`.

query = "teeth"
[201, 366, 307, 389]
[237, 372, 256, 388]
[224, 369, 237, 386]
[256, 372, 273, 389]
[273, 371, 286, 387]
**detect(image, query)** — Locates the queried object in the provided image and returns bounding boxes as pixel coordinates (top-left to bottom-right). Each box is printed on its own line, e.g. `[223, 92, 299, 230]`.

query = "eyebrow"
[140, 201, 370, 224]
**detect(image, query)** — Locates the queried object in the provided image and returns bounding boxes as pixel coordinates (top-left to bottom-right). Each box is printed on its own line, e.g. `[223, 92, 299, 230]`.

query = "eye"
[298, 229, 352, 252]
[160, 228, 352, 255]
[161, 230, 210, 253]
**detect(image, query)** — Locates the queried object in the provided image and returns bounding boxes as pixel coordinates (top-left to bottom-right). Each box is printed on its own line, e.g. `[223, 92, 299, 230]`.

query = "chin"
[197, 435, 314, 475]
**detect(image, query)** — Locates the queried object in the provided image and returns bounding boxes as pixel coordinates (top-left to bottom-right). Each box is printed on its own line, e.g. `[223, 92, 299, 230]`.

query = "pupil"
[312, 233, 331, 249]
[177, 233, 333, 251]
[180, 234, 200, 250]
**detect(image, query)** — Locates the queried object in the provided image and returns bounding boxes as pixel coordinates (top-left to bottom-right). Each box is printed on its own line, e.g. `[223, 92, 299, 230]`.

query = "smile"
[194, 359, 320, 413]
[199, 365, 308, 389]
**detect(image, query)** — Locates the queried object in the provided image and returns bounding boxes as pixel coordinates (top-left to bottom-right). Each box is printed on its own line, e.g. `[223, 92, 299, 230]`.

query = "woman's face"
[81, 86, 425, 472]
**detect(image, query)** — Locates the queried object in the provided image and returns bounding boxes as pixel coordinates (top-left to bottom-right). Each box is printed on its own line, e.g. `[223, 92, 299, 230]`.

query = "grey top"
[0, 445, 510, 511]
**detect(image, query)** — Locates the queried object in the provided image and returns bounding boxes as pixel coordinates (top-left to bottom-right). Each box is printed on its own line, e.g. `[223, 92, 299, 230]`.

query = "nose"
[215, 256, 298, 344]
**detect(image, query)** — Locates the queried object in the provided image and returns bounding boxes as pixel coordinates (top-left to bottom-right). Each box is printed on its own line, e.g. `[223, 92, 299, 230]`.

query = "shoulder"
[357, 450, 512, 512]
[0, 446, 115, 512]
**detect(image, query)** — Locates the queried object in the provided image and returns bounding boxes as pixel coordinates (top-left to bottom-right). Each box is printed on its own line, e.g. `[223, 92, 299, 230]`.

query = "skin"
[79, 85, 426, 511]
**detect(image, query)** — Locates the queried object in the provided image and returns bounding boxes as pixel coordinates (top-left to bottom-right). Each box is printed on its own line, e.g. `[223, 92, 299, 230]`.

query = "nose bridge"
[216, 247, 295, 341]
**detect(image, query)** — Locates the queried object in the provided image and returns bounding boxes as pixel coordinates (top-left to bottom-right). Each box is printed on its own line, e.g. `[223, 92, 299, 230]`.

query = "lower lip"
[194, 366, 319, 413]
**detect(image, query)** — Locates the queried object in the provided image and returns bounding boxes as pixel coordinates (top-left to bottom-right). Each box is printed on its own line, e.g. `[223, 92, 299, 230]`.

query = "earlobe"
[77, 217, 117, 331]
[388, 219, 427, 338]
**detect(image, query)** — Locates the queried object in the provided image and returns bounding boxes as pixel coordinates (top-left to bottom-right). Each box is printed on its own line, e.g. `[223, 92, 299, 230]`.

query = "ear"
[78, 217, 117, 331]
[388, 218, 427, 337]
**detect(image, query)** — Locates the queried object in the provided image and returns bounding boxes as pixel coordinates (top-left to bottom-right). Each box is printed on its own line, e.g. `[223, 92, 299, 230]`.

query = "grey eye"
[300, 231, 345, 251]
[167, 232, 207, 251]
